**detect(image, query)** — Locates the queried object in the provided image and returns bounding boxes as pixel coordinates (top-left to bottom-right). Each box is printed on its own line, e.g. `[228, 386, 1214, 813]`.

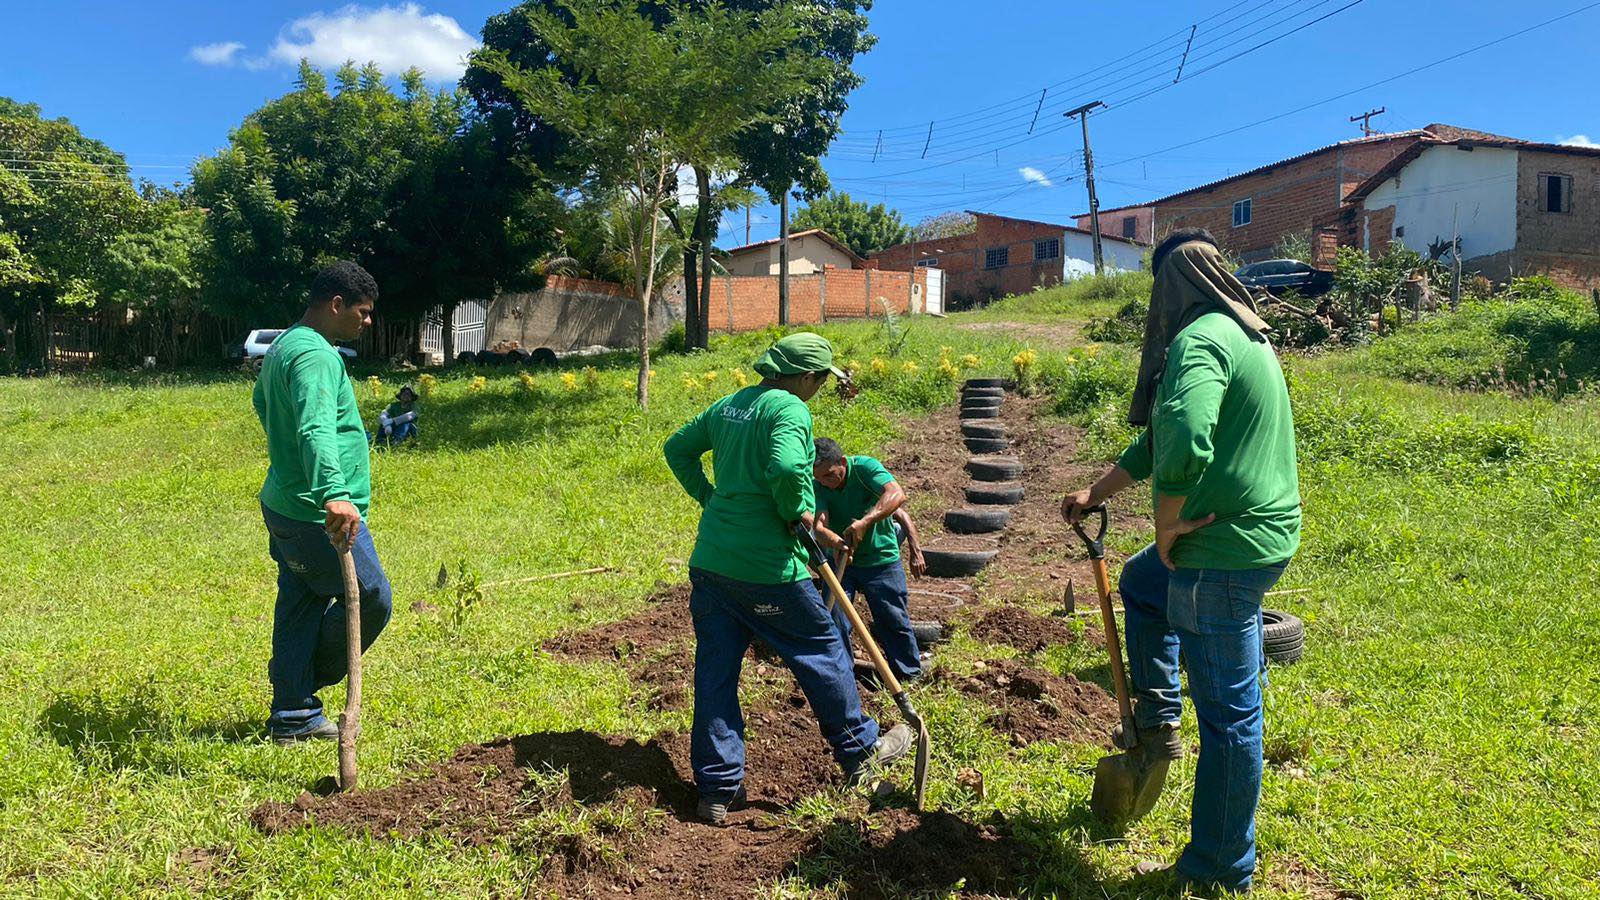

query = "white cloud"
[1557, 134, 1600, 148]
[266, 4, 479, 80]
[188, 41, 246, 66]
[1019, 166, 1054, 188]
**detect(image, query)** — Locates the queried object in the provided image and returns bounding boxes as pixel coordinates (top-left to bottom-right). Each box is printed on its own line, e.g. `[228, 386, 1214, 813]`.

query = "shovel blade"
[1090, 751, 1170, 828]
[911, 722, 931, 810]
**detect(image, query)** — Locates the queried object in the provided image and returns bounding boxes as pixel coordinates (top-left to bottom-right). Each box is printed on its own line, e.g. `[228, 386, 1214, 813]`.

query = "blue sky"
[4, 0, 1598, 248]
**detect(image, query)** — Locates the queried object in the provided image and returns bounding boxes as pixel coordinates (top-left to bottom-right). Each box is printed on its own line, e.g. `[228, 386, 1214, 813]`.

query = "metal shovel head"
[911, 719, 930, 810]
[1090, 750, 1170, 828]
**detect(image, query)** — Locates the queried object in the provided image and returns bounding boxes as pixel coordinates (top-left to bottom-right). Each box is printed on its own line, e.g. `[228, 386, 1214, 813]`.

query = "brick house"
[870, 211, 1145, 309]
[1074, 205, 1155, 245]
[1090, 124, 1514, 263]
[1344, 136, 1600, 292]
[721, 228, 863, 276]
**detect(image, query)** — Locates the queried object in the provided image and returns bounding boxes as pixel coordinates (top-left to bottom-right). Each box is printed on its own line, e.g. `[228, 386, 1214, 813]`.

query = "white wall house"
[721, 229, 863, 277]
[1359, 143, 1519, 261]
[1062, 228, 1147, 279]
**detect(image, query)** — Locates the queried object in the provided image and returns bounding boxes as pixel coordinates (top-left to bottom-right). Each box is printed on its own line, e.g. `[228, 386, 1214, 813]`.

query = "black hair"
[1151, 228, 1218, 275]
[814, 437, 845, 466]
[309, 260, 379, 307]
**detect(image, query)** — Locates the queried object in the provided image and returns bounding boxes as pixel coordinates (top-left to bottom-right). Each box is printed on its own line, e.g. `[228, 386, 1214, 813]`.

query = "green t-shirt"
[252, 324, 371, 523]
[664, 385, 816, 584]
[814, 455, 900, 568]
[1118, 311, 1301, 570]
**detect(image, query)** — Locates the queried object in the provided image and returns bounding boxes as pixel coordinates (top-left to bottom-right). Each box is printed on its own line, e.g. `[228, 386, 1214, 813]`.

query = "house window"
[1121, 216, 1137, 238]
[915, 257, 939, 268]
[1538, 173, 1572, 213]
[1232, 198, 1252, 228]
[985, 246, 1009, 269]
[1033, 238, 1060, 261]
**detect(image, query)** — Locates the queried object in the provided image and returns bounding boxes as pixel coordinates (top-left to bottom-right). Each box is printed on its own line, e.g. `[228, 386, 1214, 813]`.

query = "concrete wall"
[723, 233, 857, 276]
[694, 267, 926, 333]
[1362, 144, 1518, 263]
[1063, 229, 1147, 278]
[484, 276, 681, 352]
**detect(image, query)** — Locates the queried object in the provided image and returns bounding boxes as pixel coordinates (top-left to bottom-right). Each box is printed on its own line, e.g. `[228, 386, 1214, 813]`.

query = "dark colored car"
[1234, 259, 1334, 297]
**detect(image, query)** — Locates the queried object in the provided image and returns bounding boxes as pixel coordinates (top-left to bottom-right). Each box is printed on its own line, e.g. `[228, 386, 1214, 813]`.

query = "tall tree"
[474, 0, 813, 407]
[790, 190, 907, 257]
[911, 210, 976, 241]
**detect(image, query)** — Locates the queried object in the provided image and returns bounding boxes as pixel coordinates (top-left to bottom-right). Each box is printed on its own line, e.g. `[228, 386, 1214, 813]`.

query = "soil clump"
[945, 658, 1117, 746]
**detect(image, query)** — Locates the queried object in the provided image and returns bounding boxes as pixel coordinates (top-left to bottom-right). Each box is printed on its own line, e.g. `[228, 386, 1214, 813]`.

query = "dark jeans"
[828, 560, 921, 681]
[688, 567, 880, 800]
[262, 504, 393, 733]
[1119, 543, 1287, 894]
[374, 421, 417, 445]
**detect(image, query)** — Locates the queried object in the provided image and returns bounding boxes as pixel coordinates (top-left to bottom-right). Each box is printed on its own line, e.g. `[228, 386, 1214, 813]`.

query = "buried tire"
[961, 406, 1001, 420]
[922, 546, 999, 577]
[911, 620, 944, 646]
[1263, 609, 1305, 665]
[944, 506, 1012, 534]
[964, 377, 1006, 389]
[966, 482, 1024, 505]
[965, 436, 1010, 454]
[960, 421, 1006, 439]
[961, 386, 1005, 400]
[966, 455, 1023, 481]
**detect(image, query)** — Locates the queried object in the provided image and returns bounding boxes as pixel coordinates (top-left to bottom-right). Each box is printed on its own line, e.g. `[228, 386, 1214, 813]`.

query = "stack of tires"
[923, 378, 1024, 579]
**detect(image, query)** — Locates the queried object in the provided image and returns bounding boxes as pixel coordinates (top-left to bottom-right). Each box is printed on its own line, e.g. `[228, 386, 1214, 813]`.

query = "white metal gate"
[923, 268, 945, 315]
[453, 300, 487, 353]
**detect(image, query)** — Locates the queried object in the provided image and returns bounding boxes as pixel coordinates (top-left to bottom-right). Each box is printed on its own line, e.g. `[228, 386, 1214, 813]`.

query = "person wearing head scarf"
[663, 332, 912, 825]
[1060, 230, 1301, 894]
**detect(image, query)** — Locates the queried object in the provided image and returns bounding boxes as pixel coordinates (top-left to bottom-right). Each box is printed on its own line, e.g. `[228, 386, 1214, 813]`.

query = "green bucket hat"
[753, 332, 846, 380]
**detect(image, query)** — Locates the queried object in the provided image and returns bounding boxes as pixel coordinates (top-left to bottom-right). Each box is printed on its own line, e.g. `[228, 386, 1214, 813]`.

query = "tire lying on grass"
[961, 421, 1007, 439]
[1262, 609, 1305, 665]
[455, 351, 478, 366]
[530, 347, 558, 367]
[966, 455, 1023, 481]
[965, 436, 1010, 454]
[944, 506, 1012, 534]
[965, 482, 1024, 505]
[922, 544, 999, 577]
[964, 377, 1006, 389]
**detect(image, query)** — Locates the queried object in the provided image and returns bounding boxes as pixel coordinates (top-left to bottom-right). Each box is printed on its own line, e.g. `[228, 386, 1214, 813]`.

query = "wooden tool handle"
[337, 546, 362, 792]
[1089, 556, 1133, 723]
[814, 554, 905, 696]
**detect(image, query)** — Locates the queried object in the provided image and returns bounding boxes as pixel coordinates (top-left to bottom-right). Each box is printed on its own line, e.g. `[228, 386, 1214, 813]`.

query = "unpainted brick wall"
[701, 268, 923, 334]
[1514, 149, 1600, 291]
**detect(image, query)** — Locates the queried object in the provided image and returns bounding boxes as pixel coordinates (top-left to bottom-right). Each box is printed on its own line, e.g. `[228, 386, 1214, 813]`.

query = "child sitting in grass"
[374, 385, 419, 446]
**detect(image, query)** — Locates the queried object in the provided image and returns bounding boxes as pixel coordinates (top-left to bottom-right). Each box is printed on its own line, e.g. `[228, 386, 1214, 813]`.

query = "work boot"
[269, 717, 340, 745]
[695, 786, 747, 825]
[846, 723, 914, 788]
[1113, 721, 1184, 761]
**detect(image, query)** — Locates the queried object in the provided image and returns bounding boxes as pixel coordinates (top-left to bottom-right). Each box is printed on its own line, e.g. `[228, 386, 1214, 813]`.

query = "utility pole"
[1066, 100, 1106, 276]
[1350, 107, 1386, 136]
[778, 187, 790, 325]
[745, 204, 751, 245]
[1450, 204, 1462, 311]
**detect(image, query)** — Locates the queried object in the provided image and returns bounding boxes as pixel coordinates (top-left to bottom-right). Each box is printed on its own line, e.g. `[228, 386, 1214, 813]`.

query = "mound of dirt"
[947, 659, 1117, 746]
[818, 808, 1034, 899]
[968, 604, 1083, 653]
[543, 582, 693, 660]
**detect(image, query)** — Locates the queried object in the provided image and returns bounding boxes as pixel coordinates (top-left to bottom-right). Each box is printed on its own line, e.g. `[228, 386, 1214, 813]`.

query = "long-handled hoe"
[795, 524, 931, 809]
[336, 542, 362, 792]
[1071, 505, 1170, 827]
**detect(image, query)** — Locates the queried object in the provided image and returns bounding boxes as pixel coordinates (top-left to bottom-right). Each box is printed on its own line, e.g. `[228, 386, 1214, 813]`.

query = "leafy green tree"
[911, 210, 976, 241]
[790, 190, 907, 257]
[475, 0, 814, 407]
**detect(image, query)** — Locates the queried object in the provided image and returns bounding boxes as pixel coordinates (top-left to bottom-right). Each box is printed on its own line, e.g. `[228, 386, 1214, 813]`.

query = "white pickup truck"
[230, 328, 357, 369]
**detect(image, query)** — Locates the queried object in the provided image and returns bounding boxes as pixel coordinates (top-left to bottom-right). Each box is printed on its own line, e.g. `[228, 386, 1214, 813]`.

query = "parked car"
[1234, 259, 1334, 297]
[230, 328, 356, 369]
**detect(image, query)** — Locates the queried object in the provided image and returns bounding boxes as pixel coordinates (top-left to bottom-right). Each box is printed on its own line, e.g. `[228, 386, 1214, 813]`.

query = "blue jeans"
[262, 504, 393, 733]
[1119, 544, 1287, 893]
[828, 561, 921, 681]
[688, 568, 881, 800]
[375, 421, 416, 445]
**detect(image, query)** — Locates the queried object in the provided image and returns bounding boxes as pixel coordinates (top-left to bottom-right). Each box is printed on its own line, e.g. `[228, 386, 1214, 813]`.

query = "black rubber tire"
[966, 455, 1023, 481]
[911, 620, 944, 646]
[965, 436, 1010, 454]
[1262, 609, 1305, 665]
[966, 482, 1024, 505]
[961, 386, 1005, 399]
[961, 407, 1001, 419]
[455, 351, 478, 366]
[964, 377, 1006, 389]
[530, 347, 558, 367]
[944, 506, 1012, 534]
[479, 351, 509, 367]
[961, 421, 1007, 439]
[922, 547, 998, 577]
[961, 395, 1002, 409]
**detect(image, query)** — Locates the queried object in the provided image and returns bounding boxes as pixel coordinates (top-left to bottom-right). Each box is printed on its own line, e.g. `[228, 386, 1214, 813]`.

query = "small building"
[720, 229, 863, 277]
[870, 211, 1146, 309]
[1075, 206, 1155, 245]
[1344, 135, 1600, 292]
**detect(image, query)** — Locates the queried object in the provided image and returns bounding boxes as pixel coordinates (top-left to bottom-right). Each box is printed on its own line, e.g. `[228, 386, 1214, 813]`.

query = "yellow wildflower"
[901, 360, 919, 374]
[561, 372, 579, 390]
[468, 376, 486, 394]
[366, 375, 383, 400]
[417, 373, 438, 398]
[960, 354, 981, 369]
[518, 371, 536, 392]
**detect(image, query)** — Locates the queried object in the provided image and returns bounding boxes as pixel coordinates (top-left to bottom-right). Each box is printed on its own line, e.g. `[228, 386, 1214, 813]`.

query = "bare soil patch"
[944, 659, 1117, 746]
[968, 604, 1088, 653]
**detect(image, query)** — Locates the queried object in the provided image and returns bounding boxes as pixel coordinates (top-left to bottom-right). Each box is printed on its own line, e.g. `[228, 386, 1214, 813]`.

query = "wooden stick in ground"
[337, 546, 362, 792]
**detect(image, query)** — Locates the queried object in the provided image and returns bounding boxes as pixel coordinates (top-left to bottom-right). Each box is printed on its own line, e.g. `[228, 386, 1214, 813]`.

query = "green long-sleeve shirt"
[252, 324, 370, 523]
[664, 385, 816, 584]
[1118, 311, 1301, 570]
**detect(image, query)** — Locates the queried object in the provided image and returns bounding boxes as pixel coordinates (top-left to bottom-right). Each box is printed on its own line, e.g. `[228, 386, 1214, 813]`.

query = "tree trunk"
[667, 205, 698, 353]
[442, 299, 458, 365]
[0, 305, 13, 373]
[693, 166, 714, 351]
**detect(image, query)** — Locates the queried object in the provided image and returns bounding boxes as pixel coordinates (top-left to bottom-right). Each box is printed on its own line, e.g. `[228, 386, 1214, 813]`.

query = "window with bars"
[915, 257, 939, 267]
[985, 246, 1009, 269]
[1033, 238, 1060, 261]
[1122, 216, 1137, 238]
[1232, 198, 1252, 228]
[1538, 173, 1572, 213]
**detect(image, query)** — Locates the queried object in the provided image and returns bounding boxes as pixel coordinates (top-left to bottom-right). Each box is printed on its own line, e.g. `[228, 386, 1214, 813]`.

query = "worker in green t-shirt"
[1061, 230, 1300, 895]
[374, 385, 419, 446]
[664, 332, 912, 825]
[812, 438, 924, 682]
[253, 261, 393, 744]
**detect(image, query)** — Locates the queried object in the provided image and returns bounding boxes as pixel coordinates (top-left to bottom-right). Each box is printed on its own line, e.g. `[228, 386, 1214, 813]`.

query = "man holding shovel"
[1061, 229, 1300, 894]
[664, 332, 912, 825]
[254, 261, 393, 744]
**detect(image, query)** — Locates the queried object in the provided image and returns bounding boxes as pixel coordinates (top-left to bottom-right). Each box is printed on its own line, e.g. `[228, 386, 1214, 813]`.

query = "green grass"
[3, 298, 1599, 898]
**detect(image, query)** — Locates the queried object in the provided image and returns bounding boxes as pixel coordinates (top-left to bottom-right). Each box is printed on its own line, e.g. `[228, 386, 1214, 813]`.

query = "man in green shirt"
[664, 332, 912, 824]
[254, 261, 393, 744]
[812, 438, 924, 681]
[1061, 230, 1300, 895]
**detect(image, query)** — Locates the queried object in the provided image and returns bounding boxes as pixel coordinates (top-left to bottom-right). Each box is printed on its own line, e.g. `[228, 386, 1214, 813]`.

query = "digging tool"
[336, 542, 362, 792]
[1071, 504, 1170, 828]
[794, 523, 931, 809]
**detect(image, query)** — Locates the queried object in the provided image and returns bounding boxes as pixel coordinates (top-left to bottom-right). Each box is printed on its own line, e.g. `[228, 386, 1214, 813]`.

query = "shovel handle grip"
[1070, 504, 1109, 560]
